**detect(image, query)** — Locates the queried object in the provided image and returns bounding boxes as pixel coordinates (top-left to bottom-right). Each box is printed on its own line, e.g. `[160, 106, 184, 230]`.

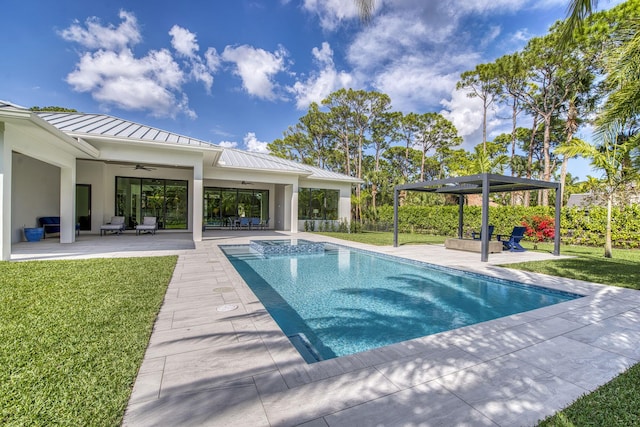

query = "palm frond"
[355, 0, 376, 23]
[561, 0, 596, 45]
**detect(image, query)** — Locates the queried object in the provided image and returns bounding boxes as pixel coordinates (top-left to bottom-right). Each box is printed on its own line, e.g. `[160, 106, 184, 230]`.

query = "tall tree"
[493, 53, 528, 179]
[457, 63, 500, 153]
[268, 125, 314, 164]
[413, 113, 461, 181]
[516, 26, 594, 204]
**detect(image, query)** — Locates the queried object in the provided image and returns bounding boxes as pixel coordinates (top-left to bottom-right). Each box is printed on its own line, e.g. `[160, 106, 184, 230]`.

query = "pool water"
[221, 243, 582, 363]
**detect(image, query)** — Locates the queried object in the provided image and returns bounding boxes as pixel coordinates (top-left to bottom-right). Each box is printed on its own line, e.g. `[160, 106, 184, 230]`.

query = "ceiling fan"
[121, 164, 157, 171]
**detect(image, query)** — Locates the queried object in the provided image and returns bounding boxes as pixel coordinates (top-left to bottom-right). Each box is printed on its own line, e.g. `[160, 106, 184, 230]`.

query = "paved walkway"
[13, 232, 640, 426]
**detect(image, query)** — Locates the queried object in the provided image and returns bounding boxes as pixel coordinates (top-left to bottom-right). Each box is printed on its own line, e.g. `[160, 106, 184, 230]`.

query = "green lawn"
[315, 231, 640, 426]
[316, 230, 447, 246]
[0, 256, 177, 427]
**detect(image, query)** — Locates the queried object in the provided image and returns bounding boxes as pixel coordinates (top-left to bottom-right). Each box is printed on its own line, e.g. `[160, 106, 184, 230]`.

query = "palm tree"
[556, 130, 638, 258]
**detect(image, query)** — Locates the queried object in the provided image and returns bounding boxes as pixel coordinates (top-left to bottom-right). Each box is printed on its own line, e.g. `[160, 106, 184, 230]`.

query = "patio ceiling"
[393, 173, 561, 262]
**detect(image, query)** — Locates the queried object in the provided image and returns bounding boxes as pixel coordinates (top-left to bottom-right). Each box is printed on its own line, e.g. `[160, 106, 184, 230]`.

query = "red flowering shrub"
[522, 215, 555, 243]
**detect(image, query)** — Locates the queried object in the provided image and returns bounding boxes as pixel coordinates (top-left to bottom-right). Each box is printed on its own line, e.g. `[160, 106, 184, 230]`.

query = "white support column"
[283, 185, 292, 231]
[290, 182, 298, 233]
[59, 164, 76, 244]
[0, 123, 11, 260]
[192, 161, 203, 242]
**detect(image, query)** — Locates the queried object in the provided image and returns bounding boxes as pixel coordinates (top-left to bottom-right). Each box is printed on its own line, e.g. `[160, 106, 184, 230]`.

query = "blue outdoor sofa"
[38, 216, 80, 238]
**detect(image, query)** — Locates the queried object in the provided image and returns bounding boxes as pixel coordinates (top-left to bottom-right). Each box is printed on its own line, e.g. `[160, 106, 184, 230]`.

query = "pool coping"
[123, 233, 640, 427]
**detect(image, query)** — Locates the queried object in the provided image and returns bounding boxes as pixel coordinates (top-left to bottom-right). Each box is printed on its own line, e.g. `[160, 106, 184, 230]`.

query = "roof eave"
[1, 109, 101, 158]
[68, 132, 223, 153]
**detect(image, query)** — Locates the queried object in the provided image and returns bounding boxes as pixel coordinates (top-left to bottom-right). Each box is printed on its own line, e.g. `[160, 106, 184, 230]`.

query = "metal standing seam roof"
[20, 109, 359, 183]
[219, 148, 362, 182]
[38, 112, 216, 149]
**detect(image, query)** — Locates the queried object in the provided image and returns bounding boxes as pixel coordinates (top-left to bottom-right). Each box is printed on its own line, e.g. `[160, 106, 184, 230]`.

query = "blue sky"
[0, 0, 622, 179]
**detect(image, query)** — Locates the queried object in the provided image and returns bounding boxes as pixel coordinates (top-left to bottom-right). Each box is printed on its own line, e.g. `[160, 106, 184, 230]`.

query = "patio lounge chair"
[136, 216, 158, 235]
[100, 216, 125, 236]
[497, 226, 527, 252]
[472, 225, 494, 240]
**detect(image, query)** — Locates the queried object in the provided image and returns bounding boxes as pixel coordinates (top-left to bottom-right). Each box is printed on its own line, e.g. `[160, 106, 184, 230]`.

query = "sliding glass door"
[116, 177, 188, 229]
[203, 187, 268, 226]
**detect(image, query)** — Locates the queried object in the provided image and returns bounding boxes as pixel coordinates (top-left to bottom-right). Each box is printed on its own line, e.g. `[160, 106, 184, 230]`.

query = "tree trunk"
[605, 193, 613, 258]
[420, 147, 426, 182]
[524, 115, 539, 207]
[559, 156, 568, 207]
[482, 97, 488, 154]
[510, 97, 518, 206]
[541, 112, 552, 206]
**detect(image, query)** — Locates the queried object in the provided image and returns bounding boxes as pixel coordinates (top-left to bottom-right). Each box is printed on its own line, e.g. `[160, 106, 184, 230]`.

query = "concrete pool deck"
[12, 232, 640, 426]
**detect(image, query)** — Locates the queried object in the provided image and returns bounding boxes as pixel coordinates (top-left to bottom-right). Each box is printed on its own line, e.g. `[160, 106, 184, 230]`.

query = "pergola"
[393, 173, 561, 262]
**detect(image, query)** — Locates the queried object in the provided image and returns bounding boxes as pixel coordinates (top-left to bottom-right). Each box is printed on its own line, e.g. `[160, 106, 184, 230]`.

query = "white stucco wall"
[11, 152, 60, 242]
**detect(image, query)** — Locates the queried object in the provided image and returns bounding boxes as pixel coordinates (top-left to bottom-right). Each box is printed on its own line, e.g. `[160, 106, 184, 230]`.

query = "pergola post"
[554, 184, 561, 256]
[393, 188, 399, 247]
[457, 195, 464, 238]
[481, 174, 490, 262]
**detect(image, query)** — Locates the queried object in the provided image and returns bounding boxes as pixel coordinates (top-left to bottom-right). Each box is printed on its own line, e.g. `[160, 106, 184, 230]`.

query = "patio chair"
[238, 217, 250, 230]
[135, 216, 158, 235]
[100, 216, 125, 236]
[259, 217, 270, 230]
[250, 217, 261, 229]
[497, 226, 527, 252]
[471, 225, 494, 241]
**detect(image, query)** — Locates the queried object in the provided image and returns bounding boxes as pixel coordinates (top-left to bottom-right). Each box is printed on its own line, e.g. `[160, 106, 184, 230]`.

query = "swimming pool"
[221, 242, 582, 363]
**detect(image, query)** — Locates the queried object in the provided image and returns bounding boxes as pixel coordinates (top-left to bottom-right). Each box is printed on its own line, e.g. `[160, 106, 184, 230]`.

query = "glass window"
[204, 187, 269, 227]
[116, 177, 188, 229]
[164, 180, 188, 229]
[324, 190, 339, 220]
[298, 188, 340, 220]
[298, 188, 311, 220]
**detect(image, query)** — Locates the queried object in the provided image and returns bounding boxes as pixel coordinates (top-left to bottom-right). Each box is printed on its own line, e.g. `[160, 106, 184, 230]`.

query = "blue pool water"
[221, 243, 582, 363]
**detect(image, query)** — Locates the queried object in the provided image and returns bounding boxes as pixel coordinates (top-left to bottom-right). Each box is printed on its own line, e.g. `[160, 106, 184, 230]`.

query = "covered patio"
[393, 173, 561, 261]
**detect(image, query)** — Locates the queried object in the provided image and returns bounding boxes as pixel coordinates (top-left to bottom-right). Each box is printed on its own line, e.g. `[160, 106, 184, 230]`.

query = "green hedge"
[375, 204, 640, 248]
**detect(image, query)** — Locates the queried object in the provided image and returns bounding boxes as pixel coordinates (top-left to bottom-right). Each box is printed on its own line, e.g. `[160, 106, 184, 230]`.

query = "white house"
[0, 101, 360, 260]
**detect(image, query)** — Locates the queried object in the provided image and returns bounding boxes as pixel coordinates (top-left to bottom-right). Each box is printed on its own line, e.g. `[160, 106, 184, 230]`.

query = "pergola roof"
[393, 173, 561, 262]
[395, 173, 560, 195]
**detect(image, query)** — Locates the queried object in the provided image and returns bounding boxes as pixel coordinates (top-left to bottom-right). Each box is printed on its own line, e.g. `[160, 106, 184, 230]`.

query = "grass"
[0, 256, 177, 427]
[505, 243, 640, 290]
[315, 230, 447, 246]
[315, 231, 640, 426]
[538, 363, 640, 427]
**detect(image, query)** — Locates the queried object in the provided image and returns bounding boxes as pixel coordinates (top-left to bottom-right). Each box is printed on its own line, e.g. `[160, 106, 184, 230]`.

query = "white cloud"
[60, 11, 217, 118]
[244, 132, 270, 153]
[218, 140, 238, 148]
[65, 48, 188, 117]
[222, 45, 287, 100]
[205, 47, 221, 72]
[59, 9, 141, 51]
[289, 42, 353, 109]
[440, 88, 484, 137]
[169, 25, 199, 58]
